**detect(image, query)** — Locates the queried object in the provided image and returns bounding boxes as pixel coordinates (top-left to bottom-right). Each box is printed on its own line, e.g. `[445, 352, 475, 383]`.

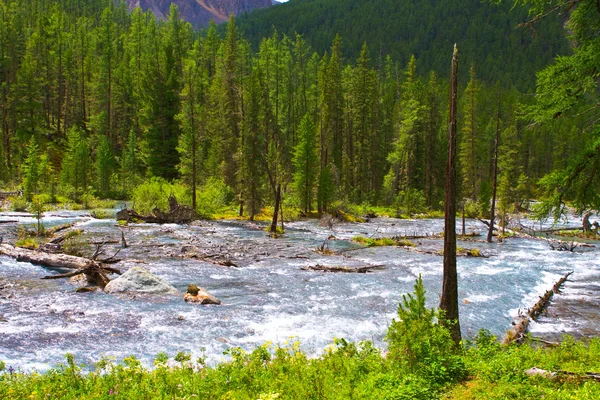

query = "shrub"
[393, 188, 427, 216]
[131, 178, 191, 215]
[386, 275, 465, 386]
[196, 177, 233, 217]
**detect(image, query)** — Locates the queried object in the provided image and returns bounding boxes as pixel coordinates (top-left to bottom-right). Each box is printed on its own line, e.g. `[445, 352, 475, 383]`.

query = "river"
[1, 210, 598, 371]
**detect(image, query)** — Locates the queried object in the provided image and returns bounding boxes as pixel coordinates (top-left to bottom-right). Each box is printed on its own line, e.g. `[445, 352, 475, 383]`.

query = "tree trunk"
[583, 212, 592, 232]
[440, 44, 461, 345]
[487, 88, 500, 243]
[270, 183, 281, 233]
[462, 203, 465, 236]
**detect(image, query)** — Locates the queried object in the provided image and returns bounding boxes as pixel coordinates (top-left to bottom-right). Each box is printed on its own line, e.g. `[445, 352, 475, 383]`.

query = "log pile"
[117, 195, 199, 224]
[0, 243, 120, 289]
[301, 264, 384, 273]
[503, 271, 573, 345]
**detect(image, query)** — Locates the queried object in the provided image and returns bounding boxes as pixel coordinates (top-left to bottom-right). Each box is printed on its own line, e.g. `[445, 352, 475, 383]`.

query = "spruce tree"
[61, 126, 90, 201]
[460, 65, 480, 200]
[292, 114, 318, 213]
[95, 135, 113, 197]
[22, 137, 40, 201]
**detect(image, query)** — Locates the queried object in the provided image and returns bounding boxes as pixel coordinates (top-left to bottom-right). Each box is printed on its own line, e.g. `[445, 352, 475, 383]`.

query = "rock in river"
[184, 284, 221, 305]
[104, 267, 178, 295]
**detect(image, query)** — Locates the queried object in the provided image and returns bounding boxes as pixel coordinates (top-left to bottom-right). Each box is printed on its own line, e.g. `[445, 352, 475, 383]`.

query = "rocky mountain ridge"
[127, 0, 272, 27]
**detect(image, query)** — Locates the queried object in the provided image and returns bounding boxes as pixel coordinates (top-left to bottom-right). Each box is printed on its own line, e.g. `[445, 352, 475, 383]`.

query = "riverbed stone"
[104, 267, 178, 295]
[184, 284, 221, 305]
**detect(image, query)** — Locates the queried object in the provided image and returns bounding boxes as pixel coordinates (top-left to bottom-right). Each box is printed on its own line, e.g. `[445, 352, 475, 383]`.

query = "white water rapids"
[1, 211, 598, 371]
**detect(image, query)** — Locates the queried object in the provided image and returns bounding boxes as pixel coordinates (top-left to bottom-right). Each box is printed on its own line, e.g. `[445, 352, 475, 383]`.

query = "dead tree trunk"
[487, 87, 500, 243]
[270, 183, 281, 233]
[583, 212, 592, 232]
[440, 44, 461, 345]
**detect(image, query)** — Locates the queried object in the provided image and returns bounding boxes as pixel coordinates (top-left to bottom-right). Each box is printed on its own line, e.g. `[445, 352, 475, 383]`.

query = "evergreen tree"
[95, 135, 113, 197]
[460, 65, 481, 200]
[177, 39, 207, 210]
[121, 128, 141, 196]
[239, 68, 265, 220]
[350, 43, 379, 202]
[385, 55, 424, 202]
[22, 137, 40, 201]
[497, 125, 524, 228]
[61, 126, 91, 200]
[317, 163, 334, 213]
[292, 114, 318, 213]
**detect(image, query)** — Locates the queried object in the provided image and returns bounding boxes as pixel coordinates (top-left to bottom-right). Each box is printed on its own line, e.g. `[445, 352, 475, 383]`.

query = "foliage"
[492, 0, 600, 217]
[0, 0, 588, 218]
[195, 177, 233, 217]
[131, 178, 191, 215]
[237, 0, 569, 90]
[14, 237, 38, 249]
[292, 114, 319, 213]
[393, 188, 427, 217]
[386, 275, 466, 385]
[353, 236, 415, 247]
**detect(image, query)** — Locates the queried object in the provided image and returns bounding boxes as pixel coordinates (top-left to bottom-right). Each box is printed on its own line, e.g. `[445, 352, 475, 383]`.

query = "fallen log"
[503, 271, 573, 345]
[301, 264, 385, 273]
[117, 194, 199, 224]
[0, 243, 120, 288]
[525, 367, 600, 382]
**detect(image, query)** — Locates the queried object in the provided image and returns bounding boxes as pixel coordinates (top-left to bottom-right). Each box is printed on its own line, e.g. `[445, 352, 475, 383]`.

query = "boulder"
[184, 284, 221, 305]
[104, 267, 178, 295]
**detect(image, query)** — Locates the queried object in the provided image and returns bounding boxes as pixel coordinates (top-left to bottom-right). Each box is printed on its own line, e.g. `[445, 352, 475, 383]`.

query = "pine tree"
[497, 124, 523, 230]
[292, 114, 318, 213]
[95, 135, 113, 197]
[121, 128, 141, 197]
[177, 39, 207, 210]
[460, 65, 480, 200]
[385, 55, 424, 202]
[61, 126, 90, 201]
[317, 163, 334, 213]
[22, 137, 40, 201]
[239, 68, 265, 220]
[350, 43, 378, 202]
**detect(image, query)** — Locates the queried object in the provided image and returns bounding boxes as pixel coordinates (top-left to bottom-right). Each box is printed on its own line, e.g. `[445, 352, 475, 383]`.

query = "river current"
[0, 210, 598, 371]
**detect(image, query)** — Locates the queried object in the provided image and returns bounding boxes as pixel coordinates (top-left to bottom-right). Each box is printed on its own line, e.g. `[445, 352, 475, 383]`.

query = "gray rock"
[104, 267, 178, 295]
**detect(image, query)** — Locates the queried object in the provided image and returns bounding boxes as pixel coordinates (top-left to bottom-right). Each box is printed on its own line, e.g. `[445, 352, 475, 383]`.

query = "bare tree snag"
[270, 183, 282, 234]
[440, 44, 461, 345]
[488, 86, 500, 243]
[583, 212, 593, 232]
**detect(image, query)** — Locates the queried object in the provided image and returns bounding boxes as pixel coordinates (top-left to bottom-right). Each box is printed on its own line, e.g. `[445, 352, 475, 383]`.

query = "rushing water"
[0, 210, 598, 371]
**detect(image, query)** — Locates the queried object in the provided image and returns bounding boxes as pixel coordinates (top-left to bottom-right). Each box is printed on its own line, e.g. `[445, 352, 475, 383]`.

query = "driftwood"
[301, 264, 385, 273]
[525, 367, 600, 382]
[503, 271, 573, 344]
[0, 243, 120, 288]
[117, 195, 199, 224]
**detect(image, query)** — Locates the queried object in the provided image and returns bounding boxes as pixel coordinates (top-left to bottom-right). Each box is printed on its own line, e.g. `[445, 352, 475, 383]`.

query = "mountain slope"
[236, 0, 569, 90]
[128, 0, 272, 27]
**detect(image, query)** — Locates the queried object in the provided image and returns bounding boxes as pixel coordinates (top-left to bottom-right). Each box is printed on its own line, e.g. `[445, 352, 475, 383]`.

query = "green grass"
[14, 238, 39, 249]
[353, 236, 415, 247]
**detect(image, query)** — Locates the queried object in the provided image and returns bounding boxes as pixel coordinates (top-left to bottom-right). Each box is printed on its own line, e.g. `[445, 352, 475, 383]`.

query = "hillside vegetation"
[236, 0, 569, 90]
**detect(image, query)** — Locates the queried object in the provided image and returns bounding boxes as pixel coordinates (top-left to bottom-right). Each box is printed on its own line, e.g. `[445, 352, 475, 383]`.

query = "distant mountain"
[236, 0, 569, 90]
[127, 0, 272, 27]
